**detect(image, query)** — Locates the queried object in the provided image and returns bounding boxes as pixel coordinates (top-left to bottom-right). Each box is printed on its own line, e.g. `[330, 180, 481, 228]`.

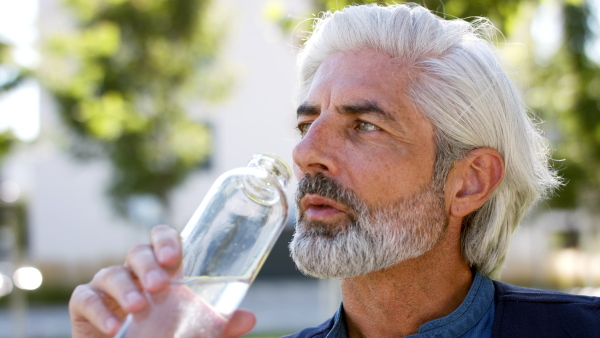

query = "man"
[69, 3, 600, 337]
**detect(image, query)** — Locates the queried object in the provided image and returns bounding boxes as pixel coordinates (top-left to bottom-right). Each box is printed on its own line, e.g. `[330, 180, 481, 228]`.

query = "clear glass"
[115, 153, 291, 338]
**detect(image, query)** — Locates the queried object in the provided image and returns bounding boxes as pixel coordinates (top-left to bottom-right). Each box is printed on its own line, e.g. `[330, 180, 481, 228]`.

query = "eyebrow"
[296, 103, 320, 117]
[296, 101, 396, 122]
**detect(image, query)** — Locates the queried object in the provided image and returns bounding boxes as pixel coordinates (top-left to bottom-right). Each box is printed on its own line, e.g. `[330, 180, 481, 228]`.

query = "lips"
[300, 194, 348, 221]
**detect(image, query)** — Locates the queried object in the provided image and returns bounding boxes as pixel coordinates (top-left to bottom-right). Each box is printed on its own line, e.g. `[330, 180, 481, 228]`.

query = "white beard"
[290, 174, 447, 279]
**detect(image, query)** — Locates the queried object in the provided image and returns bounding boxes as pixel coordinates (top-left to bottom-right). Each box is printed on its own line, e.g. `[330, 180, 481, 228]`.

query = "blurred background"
[0, 0, 599, 336]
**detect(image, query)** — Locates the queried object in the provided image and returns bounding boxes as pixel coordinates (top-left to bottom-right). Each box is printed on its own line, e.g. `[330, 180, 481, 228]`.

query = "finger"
[90, 266, 147, 313]
[220, 309, 256, 338]
[69, 284, 123, 336]
[150, 225, 182, 271]
[125, 244, 169, 293]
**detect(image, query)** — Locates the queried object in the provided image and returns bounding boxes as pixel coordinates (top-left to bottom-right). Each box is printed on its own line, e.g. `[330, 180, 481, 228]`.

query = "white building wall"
[11, 0, 305, 272]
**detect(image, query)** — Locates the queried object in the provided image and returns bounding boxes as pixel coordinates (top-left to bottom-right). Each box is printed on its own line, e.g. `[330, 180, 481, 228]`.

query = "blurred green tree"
[40, 0, 233, 218]
[0, 40, 27, 160]
[523, 2, 600, 209]
[270, 0, 599, 210]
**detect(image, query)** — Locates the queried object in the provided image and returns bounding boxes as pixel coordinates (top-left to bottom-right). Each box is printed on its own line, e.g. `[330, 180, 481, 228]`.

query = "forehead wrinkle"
[338, 101, 397, 122]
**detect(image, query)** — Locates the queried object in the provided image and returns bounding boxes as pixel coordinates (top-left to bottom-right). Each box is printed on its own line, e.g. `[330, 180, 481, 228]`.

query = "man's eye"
[357, 122, 380, 132]
[297, 123, 311, 136]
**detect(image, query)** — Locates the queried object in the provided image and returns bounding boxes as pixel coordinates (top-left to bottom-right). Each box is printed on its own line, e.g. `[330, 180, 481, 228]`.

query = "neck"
[340, 230, 473, 337]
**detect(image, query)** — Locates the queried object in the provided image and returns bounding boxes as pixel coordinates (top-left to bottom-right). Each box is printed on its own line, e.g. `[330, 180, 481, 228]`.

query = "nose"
[292, 118, 340, 178]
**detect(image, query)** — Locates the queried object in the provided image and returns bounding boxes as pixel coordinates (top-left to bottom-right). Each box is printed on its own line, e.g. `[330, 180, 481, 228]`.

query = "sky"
[0, 0, 40, 142]
[589, 0, 600, 64]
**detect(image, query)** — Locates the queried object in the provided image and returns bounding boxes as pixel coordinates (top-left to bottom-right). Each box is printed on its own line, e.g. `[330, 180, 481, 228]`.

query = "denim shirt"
[324, 271, 495, 338]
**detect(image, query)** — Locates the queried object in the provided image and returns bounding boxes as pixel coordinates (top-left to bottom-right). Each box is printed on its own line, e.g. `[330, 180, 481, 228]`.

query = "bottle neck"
[246, 153, 291, 190]
[241, 154, 291, 206]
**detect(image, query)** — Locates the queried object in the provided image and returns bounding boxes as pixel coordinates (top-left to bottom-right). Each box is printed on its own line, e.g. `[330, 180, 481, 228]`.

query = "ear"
[445, 148, 504, 218]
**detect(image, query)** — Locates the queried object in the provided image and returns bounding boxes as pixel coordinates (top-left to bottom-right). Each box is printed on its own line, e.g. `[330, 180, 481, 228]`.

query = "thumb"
[221, 309, 256, 338]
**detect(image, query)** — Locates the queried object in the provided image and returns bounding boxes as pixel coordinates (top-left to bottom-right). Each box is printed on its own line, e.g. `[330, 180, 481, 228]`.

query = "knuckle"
[94, 265, 123, 283]
[69, 284, 87, 307]
[151, 225, 177, 239]
[151, 226, 180, 247]
[151, 224, 173, 235]
[126, 244, 150, 261]
[79, 289, 102, 308]
[69, 284, 102, 313]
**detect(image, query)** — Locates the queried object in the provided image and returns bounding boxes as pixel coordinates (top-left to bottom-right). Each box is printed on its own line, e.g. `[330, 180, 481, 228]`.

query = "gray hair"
[296, 3, 561, 278]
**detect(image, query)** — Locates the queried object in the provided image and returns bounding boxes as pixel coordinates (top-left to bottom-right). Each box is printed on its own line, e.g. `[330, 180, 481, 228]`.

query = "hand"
[222, 310, 257, 337]
[69, 225, 183, 337]
[68, 225, 256, 337]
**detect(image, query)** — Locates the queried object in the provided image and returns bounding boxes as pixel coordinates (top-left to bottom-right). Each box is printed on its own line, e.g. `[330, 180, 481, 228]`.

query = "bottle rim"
[247, 153, 292, 189]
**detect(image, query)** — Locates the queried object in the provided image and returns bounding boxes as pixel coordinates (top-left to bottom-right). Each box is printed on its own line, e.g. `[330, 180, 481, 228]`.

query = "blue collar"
[325, 271, 495, 337]
[325, 301, 347, 338]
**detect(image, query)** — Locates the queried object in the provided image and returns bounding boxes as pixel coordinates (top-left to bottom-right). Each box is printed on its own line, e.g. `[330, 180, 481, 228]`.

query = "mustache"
[294, 173, 362, 216]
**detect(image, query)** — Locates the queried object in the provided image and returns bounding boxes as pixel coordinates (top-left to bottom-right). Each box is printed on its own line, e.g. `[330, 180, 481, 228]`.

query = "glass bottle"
[115, 153, 291, 338]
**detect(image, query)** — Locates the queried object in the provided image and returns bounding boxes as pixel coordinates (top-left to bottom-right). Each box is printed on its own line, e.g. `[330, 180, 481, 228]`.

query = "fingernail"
[105, 316, 119, 333]
[125, 291, 144, 307]
[158, 246, 176, 263]
[145, 269, 167, 289]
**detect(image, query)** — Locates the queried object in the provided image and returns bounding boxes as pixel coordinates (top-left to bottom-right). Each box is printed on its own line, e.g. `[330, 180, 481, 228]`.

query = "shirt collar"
[325, 302, 347, 338]
[414, 270, 495, 336]
[325, 271, 494, 338]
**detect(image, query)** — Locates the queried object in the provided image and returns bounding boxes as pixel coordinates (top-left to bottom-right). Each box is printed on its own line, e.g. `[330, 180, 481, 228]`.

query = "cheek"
[351, 150, 435, 201]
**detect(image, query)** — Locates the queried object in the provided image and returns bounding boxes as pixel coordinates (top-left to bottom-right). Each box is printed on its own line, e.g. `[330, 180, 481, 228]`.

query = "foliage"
[0, 130, 15, 161]
[271, 0, 600, 210]
[524, 2, 600, 209]
[265, 0, 524, 36]
[0, 41, 29, 95]
[0, 40, 28, 161]
[40, 0, 233, 216]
